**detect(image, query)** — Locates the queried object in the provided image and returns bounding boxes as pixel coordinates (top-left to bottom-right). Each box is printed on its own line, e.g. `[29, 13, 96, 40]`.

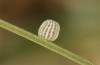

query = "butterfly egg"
[38, 19, 60, 41]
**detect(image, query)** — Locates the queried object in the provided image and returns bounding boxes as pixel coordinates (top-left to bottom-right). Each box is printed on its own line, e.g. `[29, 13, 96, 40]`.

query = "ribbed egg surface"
[38, 19, 60, 41]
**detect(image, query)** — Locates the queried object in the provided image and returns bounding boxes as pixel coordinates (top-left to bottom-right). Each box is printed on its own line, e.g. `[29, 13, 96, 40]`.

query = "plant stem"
[0, 19, 96, 65]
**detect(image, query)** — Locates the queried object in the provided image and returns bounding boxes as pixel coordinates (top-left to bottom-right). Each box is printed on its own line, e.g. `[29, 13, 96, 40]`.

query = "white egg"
[38, 19, 60, 41]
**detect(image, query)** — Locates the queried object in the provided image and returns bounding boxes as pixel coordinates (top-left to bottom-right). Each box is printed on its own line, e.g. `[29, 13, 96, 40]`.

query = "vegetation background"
[0, 0, 100, 65]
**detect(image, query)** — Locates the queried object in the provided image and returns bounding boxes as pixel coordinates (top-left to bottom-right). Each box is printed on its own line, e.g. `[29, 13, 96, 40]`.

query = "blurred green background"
[0, 0, 100, 65]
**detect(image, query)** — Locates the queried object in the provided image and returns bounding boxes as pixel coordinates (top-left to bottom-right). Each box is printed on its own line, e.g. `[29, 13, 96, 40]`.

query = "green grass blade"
[0, 19, 96, 65]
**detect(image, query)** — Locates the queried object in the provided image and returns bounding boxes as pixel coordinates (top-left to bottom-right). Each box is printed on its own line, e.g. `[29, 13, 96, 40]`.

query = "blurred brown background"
[0, 0, 100, 65]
